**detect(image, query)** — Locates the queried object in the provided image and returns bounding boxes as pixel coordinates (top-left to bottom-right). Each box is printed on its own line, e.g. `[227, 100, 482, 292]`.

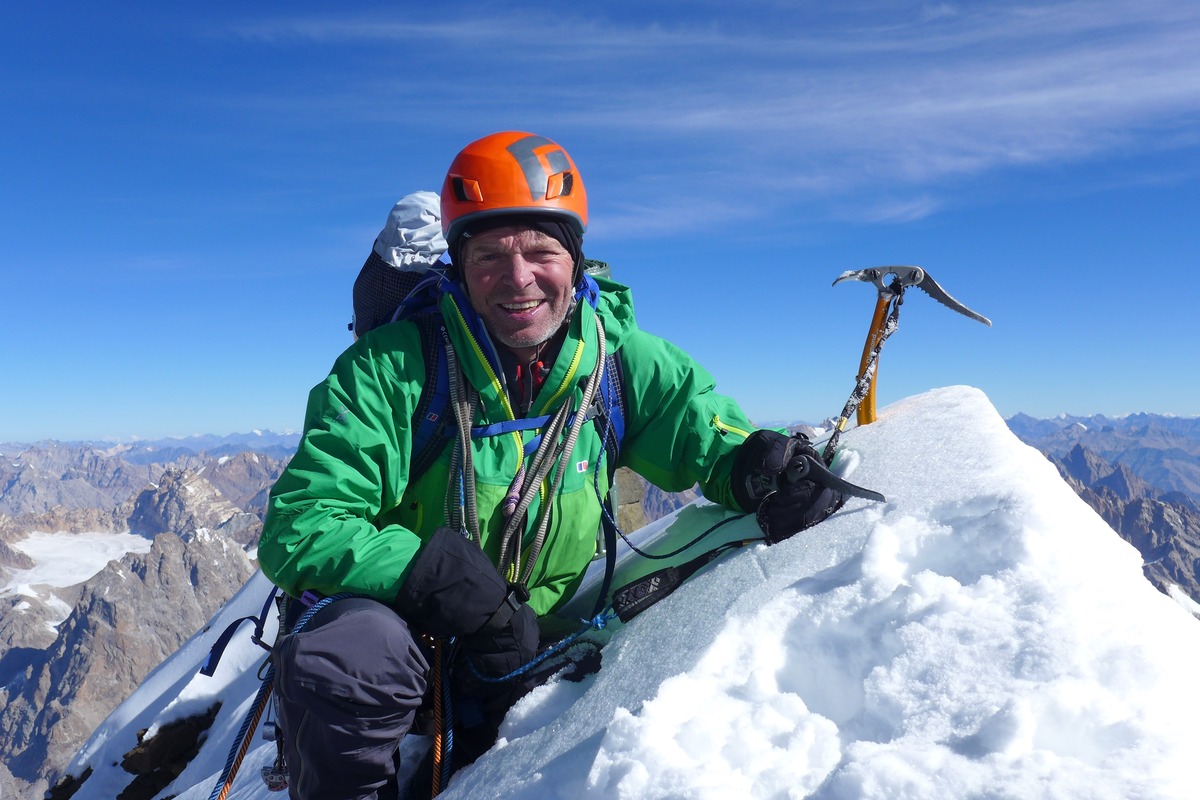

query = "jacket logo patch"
[576, 460, 589, 473]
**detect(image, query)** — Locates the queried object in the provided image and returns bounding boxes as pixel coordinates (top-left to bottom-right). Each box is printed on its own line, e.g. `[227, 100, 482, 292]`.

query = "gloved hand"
[732, 430, 845, 543]
[394, 526, 538, 678]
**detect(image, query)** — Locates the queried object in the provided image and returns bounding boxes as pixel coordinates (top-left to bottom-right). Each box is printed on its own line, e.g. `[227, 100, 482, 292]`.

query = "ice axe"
[822, 266, 991, 462]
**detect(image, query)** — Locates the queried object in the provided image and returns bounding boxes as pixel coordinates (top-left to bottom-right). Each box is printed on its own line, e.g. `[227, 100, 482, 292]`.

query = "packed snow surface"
[69, 387, 1200, 799]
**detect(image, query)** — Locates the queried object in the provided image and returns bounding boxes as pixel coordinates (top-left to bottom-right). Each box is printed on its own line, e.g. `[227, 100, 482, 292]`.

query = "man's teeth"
[502, 300, 540, 311]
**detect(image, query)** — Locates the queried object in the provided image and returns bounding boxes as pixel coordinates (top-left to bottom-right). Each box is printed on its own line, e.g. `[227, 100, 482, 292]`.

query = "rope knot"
[588, 610, 616, 630]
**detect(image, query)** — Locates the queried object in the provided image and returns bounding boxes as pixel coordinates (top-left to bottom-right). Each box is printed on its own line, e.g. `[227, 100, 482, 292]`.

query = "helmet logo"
[506, 135, 574, 202]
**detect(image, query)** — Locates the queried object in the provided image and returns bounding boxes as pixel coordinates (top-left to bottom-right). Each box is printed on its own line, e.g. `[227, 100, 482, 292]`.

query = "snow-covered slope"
[64, 387, 1200, 799]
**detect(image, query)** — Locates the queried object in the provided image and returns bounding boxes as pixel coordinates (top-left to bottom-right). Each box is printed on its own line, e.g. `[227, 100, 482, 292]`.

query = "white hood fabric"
[372, 190, 447, 271]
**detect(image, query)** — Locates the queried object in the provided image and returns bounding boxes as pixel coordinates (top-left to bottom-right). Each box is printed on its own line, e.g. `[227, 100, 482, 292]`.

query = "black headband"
[449, 215, 584, 281]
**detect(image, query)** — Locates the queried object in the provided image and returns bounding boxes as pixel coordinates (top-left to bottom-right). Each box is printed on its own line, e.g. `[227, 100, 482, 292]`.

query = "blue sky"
[3, 1, 1198, 442]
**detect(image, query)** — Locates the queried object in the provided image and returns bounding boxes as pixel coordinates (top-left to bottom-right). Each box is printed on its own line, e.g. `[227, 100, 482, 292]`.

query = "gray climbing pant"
[273, 597, 429, 800]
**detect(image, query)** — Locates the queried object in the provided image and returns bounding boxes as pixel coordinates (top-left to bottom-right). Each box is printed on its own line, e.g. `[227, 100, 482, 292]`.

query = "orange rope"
[431, 639, 445, 798]
[215, 682, 273, 800]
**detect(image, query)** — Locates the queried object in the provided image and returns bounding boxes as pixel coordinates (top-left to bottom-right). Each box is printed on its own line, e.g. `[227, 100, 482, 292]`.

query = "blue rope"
[456, 465, 468, 533]
[464, 611, 617, 685]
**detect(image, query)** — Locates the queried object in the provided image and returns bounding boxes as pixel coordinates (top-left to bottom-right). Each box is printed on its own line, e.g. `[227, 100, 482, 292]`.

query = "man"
[259, 131, 843, 799]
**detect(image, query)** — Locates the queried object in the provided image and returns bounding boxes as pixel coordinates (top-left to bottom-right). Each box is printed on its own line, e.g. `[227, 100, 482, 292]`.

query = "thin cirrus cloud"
[221, 3, 1200, 225]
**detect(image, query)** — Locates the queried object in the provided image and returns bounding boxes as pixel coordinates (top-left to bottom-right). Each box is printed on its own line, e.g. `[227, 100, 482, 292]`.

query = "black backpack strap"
[604, 350, 626, 479]
[591, 349, 627, 618]
[408, 314, 454, 487]
[200, 585, 279, 677]
[593, 495, 621, 619]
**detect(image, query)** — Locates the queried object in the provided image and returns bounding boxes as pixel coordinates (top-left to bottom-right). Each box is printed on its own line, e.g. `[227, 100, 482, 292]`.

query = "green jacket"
[259, 277, 757, 616]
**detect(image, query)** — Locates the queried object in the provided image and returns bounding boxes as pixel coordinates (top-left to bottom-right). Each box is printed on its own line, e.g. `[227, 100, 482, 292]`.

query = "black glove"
[732, 430, 845, 543]
[394, 526, 538, 677]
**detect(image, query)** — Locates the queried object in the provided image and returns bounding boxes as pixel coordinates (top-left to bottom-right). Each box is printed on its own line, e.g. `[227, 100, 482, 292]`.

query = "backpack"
[349, 191, 446, 339]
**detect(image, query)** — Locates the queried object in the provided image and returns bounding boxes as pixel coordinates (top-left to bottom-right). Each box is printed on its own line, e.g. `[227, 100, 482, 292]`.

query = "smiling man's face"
[460, 225, 576, 360]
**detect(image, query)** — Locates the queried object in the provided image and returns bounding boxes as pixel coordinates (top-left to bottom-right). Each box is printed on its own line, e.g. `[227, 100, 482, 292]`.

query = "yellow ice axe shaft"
[856, 296, 891, 426]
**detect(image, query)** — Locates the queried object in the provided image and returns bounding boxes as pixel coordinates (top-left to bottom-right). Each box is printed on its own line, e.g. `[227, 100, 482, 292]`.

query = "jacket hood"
[585, 274, 637, 351]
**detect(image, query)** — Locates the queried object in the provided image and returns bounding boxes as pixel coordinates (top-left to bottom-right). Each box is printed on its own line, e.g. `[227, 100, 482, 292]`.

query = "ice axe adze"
[822, 266, 991, 462]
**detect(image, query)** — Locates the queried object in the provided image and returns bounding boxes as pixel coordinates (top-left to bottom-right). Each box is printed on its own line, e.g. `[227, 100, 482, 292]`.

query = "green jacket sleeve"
[616, 328, 758, 511]
[258, 323, 427, 602]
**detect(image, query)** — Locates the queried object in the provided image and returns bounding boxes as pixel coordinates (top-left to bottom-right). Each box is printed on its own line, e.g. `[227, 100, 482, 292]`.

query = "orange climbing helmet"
[440, 131, 588, 248]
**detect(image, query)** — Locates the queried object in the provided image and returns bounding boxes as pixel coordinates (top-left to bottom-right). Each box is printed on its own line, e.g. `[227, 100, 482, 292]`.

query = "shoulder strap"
[408, 315, 454, 486]
[596, 349, 627, 478]
[590, 348, 627, 617]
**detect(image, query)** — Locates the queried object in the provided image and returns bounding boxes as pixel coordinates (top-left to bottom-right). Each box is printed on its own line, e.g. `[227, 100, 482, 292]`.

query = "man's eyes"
[474, 250, 560, 265]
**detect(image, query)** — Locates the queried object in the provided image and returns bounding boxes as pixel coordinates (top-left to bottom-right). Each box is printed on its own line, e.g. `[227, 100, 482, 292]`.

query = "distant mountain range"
[1006, 412, 1200, 503]
[1004, 411, 1200, 608]
[1, 430, 302, 465]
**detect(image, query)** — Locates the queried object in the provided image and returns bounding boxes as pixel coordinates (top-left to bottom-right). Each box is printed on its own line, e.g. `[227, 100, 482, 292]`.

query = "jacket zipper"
[712, 414, 753, 439]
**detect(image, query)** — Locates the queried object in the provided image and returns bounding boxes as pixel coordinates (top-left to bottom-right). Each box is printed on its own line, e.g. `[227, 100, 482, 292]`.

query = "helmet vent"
[451, 176, 483, 203]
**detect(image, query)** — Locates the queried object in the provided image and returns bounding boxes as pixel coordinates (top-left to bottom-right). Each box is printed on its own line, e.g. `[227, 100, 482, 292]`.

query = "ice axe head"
[834, 265, 992, 326]
[833, 265, 925, 300]
[827, 263, 992, 434]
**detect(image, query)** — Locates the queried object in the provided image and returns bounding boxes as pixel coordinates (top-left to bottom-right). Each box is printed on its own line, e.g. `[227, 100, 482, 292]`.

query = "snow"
[2, 530, 152, 598]
[65, 387, 1200, 800]
[1167, 584, 1200, 617]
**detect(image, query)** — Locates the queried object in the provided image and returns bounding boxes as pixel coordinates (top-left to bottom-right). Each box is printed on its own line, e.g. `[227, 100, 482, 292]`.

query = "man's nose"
[499, 255, 535, 287]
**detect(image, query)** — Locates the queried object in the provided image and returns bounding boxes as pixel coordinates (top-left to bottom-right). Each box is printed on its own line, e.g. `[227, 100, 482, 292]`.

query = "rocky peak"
[127, 467, 244, 539]
[1056, 443, 1114, 487]
[203, 450, 288, 516]
[1094, 462, 1150, 502]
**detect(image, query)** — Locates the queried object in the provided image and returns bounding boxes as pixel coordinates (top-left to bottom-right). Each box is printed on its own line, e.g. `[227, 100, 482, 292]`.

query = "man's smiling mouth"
[500, 300, 542, 312]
